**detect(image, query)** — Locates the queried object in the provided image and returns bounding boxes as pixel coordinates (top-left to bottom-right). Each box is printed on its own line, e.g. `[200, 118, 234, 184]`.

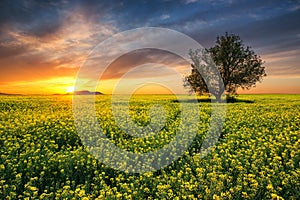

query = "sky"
[0, 0, 300, 94]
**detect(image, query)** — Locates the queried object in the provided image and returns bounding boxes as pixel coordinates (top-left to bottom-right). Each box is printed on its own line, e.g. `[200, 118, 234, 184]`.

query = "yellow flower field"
[0, 94, 299, 199]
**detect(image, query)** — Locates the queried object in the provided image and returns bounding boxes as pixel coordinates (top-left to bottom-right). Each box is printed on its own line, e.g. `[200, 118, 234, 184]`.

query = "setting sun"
[66, 86, 75, 93]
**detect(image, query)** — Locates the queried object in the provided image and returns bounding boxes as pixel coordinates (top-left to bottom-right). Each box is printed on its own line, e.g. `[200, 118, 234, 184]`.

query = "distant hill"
[73, 90, 103, 95]
[53, 90, 103, 95]
[0, 92, 21, 96]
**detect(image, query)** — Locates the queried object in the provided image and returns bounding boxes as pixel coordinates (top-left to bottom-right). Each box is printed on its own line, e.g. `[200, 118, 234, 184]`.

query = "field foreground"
[0, 94, 299, 199]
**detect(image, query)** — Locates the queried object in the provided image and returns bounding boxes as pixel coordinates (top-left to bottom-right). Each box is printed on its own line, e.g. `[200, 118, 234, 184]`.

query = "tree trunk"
[215, 94, 222, 103]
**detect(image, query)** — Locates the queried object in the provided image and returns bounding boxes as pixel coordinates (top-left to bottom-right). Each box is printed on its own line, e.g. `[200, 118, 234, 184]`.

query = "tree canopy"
[184, 32, 266, 102]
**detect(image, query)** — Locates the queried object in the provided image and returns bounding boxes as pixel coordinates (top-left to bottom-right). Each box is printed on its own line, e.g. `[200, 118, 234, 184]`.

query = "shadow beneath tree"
[171, 98, 254, 103]
[225, 98, 254, 103]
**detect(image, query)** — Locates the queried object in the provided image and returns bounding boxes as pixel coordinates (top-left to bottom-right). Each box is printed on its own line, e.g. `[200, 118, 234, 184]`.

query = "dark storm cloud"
[170, 1, 300, 48]
[235, 10, 300, 54]
[1, 0, 299, 42]
[0, 0, 66, 37]
[0, 0, 117, 41]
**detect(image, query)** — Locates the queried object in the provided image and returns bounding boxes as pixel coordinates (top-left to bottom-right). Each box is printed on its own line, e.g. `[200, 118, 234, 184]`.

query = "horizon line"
[1, 92, 300, 96]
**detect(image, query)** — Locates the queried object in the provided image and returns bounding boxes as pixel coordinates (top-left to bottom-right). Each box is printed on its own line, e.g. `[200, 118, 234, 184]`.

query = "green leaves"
[185, 33, 266, 101]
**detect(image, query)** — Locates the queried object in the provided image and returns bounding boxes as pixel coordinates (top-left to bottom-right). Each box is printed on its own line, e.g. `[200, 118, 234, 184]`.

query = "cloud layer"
[0, 0, 299, 93]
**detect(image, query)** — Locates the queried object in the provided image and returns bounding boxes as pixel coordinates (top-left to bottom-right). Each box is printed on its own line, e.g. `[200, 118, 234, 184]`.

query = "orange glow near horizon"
[0, 77, 76, 95]
[237, 77, 300, 94]
[1, 76, 300, 95]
